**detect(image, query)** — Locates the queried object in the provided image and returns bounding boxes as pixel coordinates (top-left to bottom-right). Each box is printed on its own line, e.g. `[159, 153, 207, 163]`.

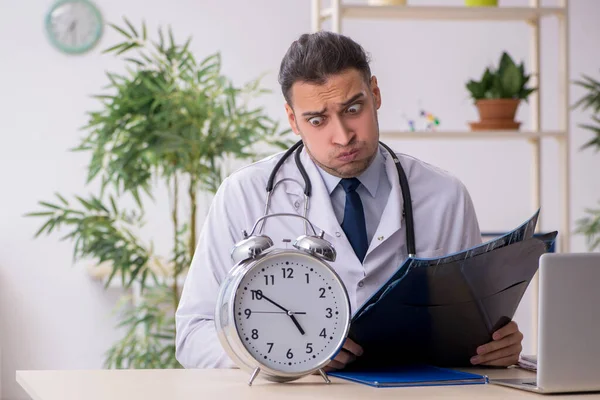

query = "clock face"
[45, 0, 103, 54]
[234, 252, 350, 374]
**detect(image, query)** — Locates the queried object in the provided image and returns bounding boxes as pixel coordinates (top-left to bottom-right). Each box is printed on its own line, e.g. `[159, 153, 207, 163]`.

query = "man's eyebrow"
[301, 108, 326, 117]
[300, 92, 365, 117]
[339, 92, 365, 108]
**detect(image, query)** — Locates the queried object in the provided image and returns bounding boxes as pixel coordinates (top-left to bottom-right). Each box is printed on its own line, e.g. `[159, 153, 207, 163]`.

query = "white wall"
[0, 0, 598, 399]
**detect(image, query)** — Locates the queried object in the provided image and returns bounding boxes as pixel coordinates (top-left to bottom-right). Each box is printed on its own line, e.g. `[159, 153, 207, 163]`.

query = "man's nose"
[330, 117, 354, 146]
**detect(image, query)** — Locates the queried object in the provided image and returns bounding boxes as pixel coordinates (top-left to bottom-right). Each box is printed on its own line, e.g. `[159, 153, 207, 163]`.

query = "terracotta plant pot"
[470, 99, 522, 131]
[477, 98, 520, 120]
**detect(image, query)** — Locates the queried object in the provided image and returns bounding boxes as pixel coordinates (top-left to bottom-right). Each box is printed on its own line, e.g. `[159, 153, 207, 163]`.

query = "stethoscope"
[261, 140, 416, 258]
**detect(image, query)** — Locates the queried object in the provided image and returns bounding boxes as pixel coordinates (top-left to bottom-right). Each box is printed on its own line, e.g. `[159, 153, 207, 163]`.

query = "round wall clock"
[45, 0, 104, 54]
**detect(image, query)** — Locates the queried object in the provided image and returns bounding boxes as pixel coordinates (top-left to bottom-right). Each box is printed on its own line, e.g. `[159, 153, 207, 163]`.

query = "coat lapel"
[367, 149, 404, 255]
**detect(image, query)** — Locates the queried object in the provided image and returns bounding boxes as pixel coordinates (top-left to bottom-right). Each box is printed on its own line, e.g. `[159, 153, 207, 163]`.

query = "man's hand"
[323, 338, 363, 372]
[470, 321, 523, 367]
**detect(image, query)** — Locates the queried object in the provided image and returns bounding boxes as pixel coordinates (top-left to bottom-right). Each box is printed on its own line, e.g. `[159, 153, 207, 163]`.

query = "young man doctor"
[175, 31, 524, 371]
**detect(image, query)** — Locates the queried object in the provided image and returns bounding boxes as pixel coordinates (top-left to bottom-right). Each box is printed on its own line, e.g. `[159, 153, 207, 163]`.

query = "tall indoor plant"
[573, 71, 600, 251]
[26, 18, 291, 368]
[466, 51, 537, 130]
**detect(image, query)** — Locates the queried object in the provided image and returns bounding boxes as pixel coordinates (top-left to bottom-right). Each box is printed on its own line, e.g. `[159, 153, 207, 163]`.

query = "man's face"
[284, 68, 382, 178]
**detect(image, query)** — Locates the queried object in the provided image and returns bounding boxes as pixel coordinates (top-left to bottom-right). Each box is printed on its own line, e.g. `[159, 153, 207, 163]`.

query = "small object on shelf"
[367, 0, 407, 6]
[465, 0, 498, 6]
[420, 109, 440, 130]
[402, 106, 441, 132]
[402, 114, 416, 132]
[466, 51, 536, 131]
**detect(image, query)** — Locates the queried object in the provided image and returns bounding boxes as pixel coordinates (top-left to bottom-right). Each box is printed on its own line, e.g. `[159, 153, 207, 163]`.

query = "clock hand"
[250, 311, 307, 314]
[68, 21, 77, 45]
[251, 290, 288, 313]
[251, 290, 306, 335]
[251, 311, 286, 314]
[289, 314, 306, 335]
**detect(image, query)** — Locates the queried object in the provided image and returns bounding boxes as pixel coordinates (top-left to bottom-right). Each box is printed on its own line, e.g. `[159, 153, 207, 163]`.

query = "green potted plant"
[572, 71, 600, 251]
[465, 0, 498, 6]
[26, 18, 291, 368]
[466, 51, 537, 130]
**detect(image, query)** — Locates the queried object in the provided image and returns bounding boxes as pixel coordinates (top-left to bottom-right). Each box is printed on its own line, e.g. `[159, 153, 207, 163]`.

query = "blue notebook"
[328, 365, 488, 388]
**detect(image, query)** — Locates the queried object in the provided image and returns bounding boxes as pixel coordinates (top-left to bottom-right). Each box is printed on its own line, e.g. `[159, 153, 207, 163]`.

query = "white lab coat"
[175, 145, 482, 368]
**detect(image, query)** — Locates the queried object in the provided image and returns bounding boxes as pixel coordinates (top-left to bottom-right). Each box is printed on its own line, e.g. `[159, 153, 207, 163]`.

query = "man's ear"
[370, 76, 382, 110]
[285, 103, 301, 136]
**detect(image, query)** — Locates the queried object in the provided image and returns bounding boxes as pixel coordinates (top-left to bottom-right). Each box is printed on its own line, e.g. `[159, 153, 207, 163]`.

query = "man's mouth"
[336, 148, 360, 162]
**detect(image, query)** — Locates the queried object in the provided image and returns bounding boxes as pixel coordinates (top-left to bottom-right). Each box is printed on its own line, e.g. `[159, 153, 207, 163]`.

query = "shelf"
[379, 130, 566, 140]
[321, 6, 564, 22]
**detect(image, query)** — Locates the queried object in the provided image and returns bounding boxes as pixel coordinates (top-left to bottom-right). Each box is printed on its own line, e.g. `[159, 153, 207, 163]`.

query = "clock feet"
[248, 367, 261, 386]
[318, 369, 331, 384]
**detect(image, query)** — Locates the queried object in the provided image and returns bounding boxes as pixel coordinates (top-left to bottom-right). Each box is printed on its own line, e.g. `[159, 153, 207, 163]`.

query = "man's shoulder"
[395, 152, 462, 182]
[221, 150, 287, 187]
[394, 152, 470, 199]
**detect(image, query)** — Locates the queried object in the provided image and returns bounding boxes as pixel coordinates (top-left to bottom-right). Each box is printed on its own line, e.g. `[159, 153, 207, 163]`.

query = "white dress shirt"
[175, 145, 482, 369]
[316, 149, 390, 247]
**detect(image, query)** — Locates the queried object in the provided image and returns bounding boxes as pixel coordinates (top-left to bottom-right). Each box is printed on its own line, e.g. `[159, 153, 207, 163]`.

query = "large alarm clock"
[215, 213, 351, 385]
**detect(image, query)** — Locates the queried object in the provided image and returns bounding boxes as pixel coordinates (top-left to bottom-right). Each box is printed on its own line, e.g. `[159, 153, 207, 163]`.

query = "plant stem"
[171, 173, 180, 310]
[188, 177, 197, 263]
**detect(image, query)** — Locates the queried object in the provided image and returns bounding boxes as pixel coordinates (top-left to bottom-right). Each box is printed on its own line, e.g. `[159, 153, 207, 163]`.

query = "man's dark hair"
[278, 31, 372, 106]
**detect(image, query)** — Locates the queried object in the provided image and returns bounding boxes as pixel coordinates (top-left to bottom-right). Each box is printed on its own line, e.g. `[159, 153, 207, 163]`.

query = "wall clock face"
[45, 0, 103, 54]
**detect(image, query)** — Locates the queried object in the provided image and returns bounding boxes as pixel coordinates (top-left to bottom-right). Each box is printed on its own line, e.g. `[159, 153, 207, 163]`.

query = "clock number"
[306, 343, 313, 353]
[264, 275, 275, 285]
[267, 342, 274, 353]
[244, 309, 251, 319]
[319, 288, 326, 298]
[251, 290, 263, 300]
[305, 273, 310, 284]
[252, 329, 259, 340]
[286, 349, 294, 359]
[282, 267, 294, 279]
[325, 308, 332, 318]
[319, 328, 327, 338]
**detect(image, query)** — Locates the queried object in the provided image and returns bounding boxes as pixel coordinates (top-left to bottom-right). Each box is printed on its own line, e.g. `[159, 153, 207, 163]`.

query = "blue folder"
[329, 365, 488, 387]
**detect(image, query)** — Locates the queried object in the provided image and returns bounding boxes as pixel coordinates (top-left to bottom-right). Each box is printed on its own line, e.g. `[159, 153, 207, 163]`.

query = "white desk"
[16, 368, 600, 400]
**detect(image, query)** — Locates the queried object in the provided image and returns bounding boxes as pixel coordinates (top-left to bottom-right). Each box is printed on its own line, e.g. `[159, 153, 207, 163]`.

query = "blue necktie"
[340, 178, 368, 263]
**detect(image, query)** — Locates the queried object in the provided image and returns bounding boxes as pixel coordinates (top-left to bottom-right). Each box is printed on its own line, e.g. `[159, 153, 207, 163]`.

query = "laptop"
[491, 252, 600, 394]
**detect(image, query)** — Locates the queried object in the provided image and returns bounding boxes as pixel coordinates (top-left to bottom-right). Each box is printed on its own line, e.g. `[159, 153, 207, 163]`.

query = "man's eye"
[346, 103, 362, 114]
[308, 116, 324, 126]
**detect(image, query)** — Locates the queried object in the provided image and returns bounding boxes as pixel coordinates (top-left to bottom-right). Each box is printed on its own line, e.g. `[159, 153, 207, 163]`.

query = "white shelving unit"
[311, 0, 570, 351]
